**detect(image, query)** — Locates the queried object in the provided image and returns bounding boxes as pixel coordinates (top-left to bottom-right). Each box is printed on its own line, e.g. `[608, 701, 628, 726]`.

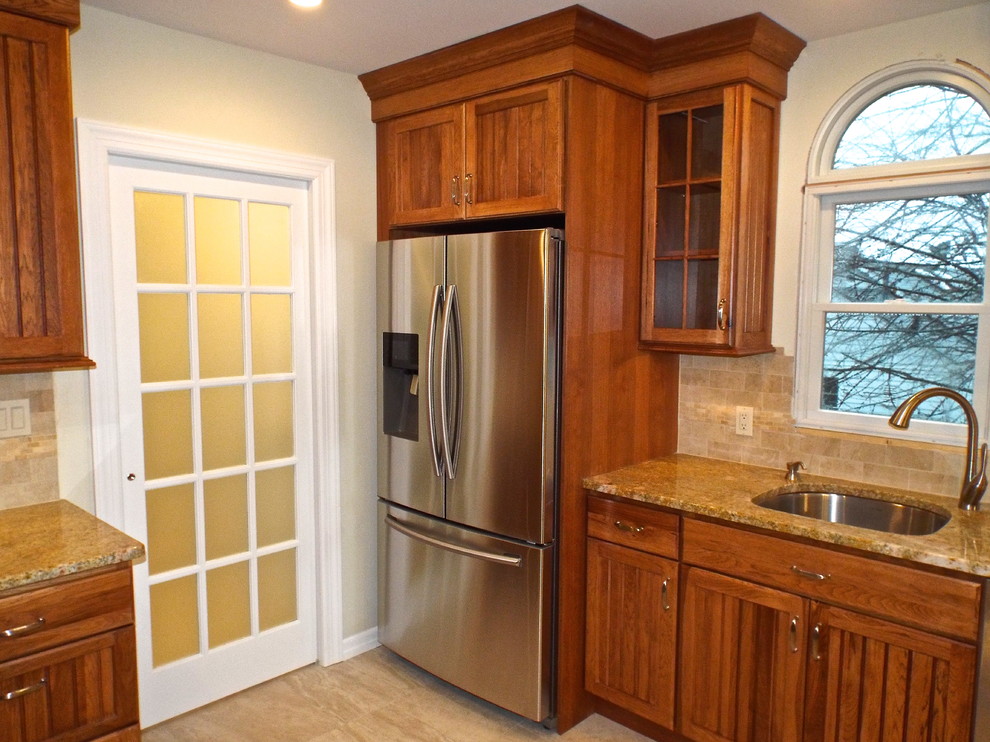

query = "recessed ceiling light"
[289, 0, 322, 8]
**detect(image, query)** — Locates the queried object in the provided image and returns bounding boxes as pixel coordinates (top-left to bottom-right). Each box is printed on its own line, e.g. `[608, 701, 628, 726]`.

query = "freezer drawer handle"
[385, 515, 523, 567]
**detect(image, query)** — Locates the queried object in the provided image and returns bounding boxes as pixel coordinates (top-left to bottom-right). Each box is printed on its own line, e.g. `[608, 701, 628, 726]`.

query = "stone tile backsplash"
[0, 373, 59, 509]
[678, 349, 964, 502]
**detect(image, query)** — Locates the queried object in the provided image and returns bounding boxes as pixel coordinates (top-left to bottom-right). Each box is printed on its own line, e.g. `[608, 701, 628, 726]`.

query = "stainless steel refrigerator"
[376, 228, 562, 723]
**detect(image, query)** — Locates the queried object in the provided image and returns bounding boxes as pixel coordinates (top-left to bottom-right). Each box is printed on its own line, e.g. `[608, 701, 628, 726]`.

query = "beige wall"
[681, 3, 990, 495]
[66, 4, 379, 639]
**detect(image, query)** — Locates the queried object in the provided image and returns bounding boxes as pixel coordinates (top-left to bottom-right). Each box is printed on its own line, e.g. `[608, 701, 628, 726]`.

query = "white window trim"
[794, 60, 990, 445]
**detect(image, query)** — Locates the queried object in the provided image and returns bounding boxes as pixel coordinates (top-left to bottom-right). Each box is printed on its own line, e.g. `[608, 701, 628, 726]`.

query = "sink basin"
[755, 489, 950, 536]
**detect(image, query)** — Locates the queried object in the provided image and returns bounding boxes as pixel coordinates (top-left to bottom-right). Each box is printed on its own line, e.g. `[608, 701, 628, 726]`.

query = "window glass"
[833, 84, 990, 168]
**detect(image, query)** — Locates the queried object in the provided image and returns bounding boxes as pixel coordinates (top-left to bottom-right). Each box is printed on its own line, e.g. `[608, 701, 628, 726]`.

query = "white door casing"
[75, 120, 343, 725]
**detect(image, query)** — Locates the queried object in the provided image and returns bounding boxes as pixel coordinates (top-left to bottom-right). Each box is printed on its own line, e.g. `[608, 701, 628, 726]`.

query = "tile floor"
[141, 647, 651, 741]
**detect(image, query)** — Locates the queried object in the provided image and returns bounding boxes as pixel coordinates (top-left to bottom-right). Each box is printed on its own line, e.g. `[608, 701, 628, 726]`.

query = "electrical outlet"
[735, 406, 753, 437]
[0, 398, 31, 439]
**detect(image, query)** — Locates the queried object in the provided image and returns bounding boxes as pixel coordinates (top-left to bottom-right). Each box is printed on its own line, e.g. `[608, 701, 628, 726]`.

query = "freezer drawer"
[378, 503, 553, 722]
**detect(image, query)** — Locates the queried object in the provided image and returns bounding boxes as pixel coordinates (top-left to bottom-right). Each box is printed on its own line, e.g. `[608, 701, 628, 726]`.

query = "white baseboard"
[341, 627, 380, 660]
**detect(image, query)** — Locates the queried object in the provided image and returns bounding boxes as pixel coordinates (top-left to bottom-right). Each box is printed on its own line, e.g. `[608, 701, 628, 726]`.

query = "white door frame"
[75, 119, 343, 667]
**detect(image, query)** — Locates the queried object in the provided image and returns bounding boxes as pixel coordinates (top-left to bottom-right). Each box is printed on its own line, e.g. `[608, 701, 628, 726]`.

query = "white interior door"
[106, 157, 318, 725]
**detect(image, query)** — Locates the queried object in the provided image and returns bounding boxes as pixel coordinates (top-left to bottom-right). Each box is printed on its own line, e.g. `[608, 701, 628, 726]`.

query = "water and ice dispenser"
[382, 332, 418, 441]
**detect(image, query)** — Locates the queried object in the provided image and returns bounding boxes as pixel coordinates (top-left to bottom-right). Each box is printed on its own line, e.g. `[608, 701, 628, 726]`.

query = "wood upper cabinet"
[0, 4, 91, 373]
[679, 566, 806, 742]
[641, 83, 779, 356]
[379, 80, 564, 228]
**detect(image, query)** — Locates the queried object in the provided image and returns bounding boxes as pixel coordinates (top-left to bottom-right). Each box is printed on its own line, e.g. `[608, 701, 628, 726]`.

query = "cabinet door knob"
[717, 298, 729, 331]
[788, 616, 800, 653]
[661, 578, 671, 612]
[451, 175, 461, 206]
[464, 173, 474, 205]
[127, 473, 136, 481]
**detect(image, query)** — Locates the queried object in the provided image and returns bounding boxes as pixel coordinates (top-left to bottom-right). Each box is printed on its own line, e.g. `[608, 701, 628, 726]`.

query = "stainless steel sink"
[754, 489, 950, 536]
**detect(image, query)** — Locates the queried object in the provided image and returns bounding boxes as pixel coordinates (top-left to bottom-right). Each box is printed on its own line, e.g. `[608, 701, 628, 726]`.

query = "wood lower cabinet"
[804, 603, 976, 742]
[0, 2, 92, 373]
[378, 80, 563, 227]
[0, 565, 139, 741]
[678, 566, 806, 742]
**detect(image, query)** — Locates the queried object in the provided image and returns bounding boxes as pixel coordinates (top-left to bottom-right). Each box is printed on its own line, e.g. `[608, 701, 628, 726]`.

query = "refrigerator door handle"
[426, 284, 444, 478]
[439, 283, 463, 479]
[385, 515, 522, 566]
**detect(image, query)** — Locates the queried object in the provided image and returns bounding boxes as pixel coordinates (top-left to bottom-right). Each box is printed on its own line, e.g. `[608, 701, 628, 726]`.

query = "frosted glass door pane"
[207, 562, 251, 648]
[195, 196, 242, 285]
[145, 484, 196, 574]
[143, 390, 193, 480]
[258, 549, 297, 631]
[200, 385, 246, 471]
[251, 295, 292, 374]
[204, 475, 248, 560]
[254, 382, 294, 461]
[198, 294, 244, 378]
[134, 191, 186, 284]
[249, 202, 291, 286]
[150, 576, 199, 667]
[256, 467, 295, 546]
[139, 293, 190, 383]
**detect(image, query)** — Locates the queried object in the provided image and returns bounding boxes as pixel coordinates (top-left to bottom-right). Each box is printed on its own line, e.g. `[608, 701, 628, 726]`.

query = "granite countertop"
[584, 453, 990, 578]
[0, 500, 145, 592]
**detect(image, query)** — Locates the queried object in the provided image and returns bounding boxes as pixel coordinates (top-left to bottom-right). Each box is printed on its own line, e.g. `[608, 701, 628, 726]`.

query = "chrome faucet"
[888, 387, 989, 511]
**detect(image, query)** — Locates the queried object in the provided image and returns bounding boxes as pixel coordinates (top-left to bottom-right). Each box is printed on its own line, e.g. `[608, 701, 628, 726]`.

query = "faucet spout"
[888, 387, 988, 510]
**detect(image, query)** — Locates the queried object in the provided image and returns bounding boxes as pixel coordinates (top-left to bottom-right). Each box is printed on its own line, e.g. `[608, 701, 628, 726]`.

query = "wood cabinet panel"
[679, 566, 806, 742]
[585, 538, 677, 727]
[0, 626, 138, 742]
[682, 518, 981, 642]
[587, 495, 678, 558]
[0, 6, 90, 372]
[0, 566, 133, 663]
[804, 603, 976, 742]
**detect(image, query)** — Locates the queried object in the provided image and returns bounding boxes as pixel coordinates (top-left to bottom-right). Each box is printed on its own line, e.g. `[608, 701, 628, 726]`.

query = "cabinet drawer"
[682, 518, 981, 642]
[587, 495, 679, 558]
[0, 567, 133, 663]
[0, 626, 139, 741]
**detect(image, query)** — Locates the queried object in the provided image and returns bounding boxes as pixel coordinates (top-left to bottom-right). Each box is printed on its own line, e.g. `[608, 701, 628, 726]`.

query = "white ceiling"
[81, 0, 985, 76]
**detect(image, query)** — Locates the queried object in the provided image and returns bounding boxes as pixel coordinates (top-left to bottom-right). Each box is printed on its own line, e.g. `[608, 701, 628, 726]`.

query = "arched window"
[795, 62, 990, 444]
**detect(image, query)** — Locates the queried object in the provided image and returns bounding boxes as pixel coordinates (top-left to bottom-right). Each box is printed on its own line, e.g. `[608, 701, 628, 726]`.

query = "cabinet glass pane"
[688, 184, 722, 255]
[254, 381, 294, 462]
[139, 293, 190, 383]
[150, 576, 199, 667]
[258, 549, 297, 631]
[204, 474, 248, 560]
[656, 186, 686, 257]
[198, 294, 244, 379]
[194, 196, 242, 285]
[142, 390, 193, 480]
[691, 105, 724, 179]
[251, 294, 293, 375]
[658, 111, 688, 182]
[248, 202, 292, 287]
[206, 562, 251, 648]
[134, 191, 187, 285]
[146, 483, 196, 575]
[653, 261, 684, 328]
[201, 385, 246, 471]
[686, 259, 720, 329]
[256, 466, 295, 547]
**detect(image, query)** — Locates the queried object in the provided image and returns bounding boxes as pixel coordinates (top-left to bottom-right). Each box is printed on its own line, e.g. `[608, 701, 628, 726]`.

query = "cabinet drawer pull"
[811, 623, 822, 661]
[614, 520, 644, 534]
[791, 565, 830, 581]
[661, 578, 671, 612]
[3, 677, 46, 701]
[788, 616, 799, 653]
[1, 617, 46, 638]
[451, 175, 461, 206]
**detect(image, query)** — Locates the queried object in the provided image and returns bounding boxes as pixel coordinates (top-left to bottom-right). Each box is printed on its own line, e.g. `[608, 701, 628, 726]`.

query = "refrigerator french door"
[377, 229, 562, 722]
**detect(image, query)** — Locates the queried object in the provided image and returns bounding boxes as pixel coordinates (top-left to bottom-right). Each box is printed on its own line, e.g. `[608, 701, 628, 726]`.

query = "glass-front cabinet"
[641, 84, 780, 356]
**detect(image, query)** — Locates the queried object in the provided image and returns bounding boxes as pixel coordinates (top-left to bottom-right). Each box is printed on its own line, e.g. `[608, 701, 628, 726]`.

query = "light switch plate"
[0, 399, 31, 439]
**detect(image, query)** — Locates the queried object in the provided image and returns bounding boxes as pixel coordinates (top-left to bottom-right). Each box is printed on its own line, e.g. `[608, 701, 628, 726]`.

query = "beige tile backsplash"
[0, 373, 59, 509]
[678, 349, 964, 502]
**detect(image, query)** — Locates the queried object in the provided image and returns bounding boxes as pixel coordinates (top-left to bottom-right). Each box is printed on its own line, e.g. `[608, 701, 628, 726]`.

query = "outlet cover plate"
[0, 399, 31, 439]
